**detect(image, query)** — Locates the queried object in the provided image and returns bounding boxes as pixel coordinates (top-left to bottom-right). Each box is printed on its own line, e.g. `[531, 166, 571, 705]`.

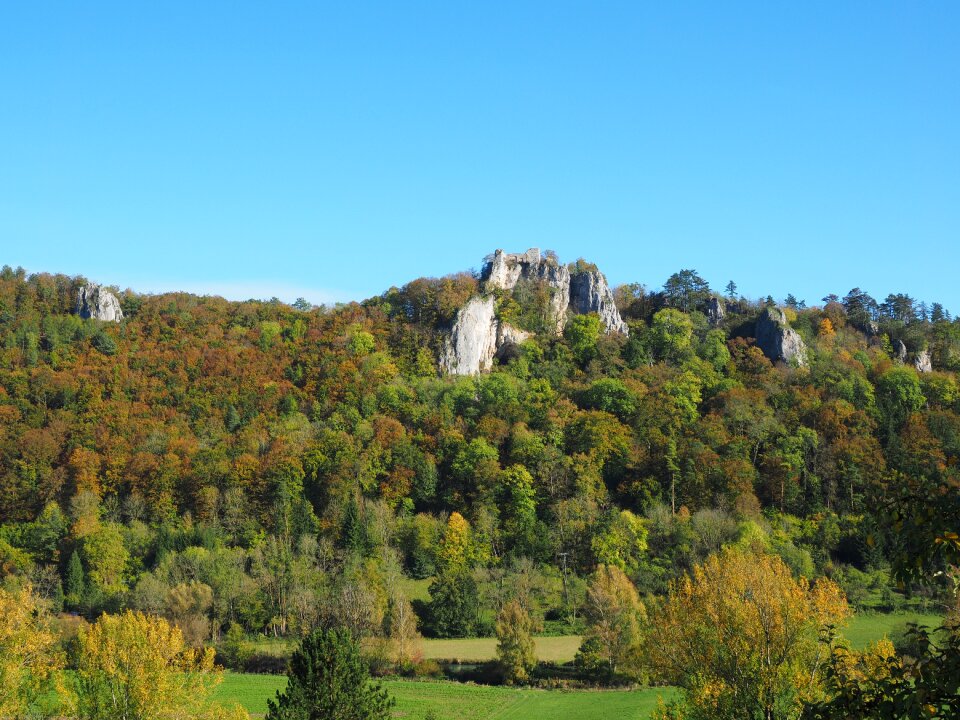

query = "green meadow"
[213, 674, 676, 720]
[213, 611, 940, 718]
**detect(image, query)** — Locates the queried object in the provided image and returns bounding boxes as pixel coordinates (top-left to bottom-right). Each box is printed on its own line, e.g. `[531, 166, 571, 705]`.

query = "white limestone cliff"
[76, 284, 124, 323]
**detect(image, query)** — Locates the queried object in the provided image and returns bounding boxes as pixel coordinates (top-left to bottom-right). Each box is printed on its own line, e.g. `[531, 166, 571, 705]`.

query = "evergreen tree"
[65, 549, 85, 608]
[339, 498, 369, 556]
[266, 628, 393, 720]
[426, 570, 480, 638]
[724, 280, 737, 299]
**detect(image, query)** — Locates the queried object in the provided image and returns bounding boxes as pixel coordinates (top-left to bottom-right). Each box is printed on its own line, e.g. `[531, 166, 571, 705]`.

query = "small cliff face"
[895, 340, 908, 363]
[569, 270, 628, 335]
[439, 296, 534, 376]
[755, 307, 806, 366]
[481, 249, 626, 336]
[77, 284, 124, 323]
[707, 297, 726, 326]
[439, 296, 499, 376]
[441, 249, 627, 375]
[914, 349, 932, 373]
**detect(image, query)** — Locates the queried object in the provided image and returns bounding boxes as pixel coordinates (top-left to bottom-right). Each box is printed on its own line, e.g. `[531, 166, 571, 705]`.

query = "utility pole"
[558, 551, 571, 619]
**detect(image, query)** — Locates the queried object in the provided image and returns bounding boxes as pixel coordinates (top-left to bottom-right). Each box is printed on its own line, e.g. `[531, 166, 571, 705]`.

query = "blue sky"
[1, 2, 958, 309]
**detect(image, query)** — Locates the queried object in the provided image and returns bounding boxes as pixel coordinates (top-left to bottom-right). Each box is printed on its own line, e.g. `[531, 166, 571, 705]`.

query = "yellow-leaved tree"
[0, 583, 62, 718]
[648, 548, 849, 720]
[575, 564, 646, 681]
[61, 610, 248, 720]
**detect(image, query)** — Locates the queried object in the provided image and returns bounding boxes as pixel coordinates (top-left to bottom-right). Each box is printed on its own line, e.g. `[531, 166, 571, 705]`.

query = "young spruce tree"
[266, 628, 393, 720]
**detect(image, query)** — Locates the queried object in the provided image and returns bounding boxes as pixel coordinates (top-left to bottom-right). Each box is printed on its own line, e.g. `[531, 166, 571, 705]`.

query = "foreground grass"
[213, 674, 675, 719]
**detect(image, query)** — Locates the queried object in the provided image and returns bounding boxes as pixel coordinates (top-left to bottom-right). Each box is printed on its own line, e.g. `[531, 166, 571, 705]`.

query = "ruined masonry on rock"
[441, 249, 627, 375]
[76, 284, 124, 322]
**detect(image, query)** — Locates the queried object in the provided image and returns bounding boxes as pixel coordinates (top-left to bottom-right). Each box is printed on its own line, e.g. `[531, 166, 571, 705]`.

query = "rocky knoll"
[76, 284, 124, 322]
[914, 349, 932, 373]
[755, 307, 806, 366]
[442, 249, 627, 375]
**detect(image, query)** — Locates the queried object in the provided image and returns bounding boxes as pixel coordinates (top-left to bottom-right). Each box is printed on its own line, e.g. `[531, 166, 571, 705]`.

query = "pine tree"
[65, 549, 85, 609]
[339, 498, 369, 556]
[265, 628, 393, 720]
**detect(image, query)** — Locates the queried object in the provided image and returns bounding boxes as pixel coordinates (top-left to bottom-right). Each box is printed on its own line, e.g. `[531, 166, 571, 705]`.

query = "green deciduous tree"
[650, 309, 694, 364]
[576, 564, 646, 680]
[496, 599, 537, 684]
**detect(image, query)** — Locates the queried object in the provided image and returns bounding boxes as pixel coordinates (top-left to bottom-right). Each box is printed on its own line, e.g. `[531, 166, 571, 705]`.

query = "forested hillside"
[1, 254, 958, 650]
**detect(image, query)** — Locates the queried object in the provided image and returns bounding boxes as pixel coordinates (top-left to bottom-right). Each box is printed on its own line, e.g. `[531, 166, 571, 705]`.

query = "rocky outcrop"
[895, 340, 908, 363]
[442, 249, 628, 374]
[481, 248, 626, 336]
[569, 269, 628, 335]
[440, 297, 498, 375]
[76, 284, 124, 322]
[755, 307, 806, 366]
[482, 249, 571, 335]
[484, 248, 543, 291]
[914, 349, 932, 373]
[707, 297, 726, 326]
[439, 297, 534, 375]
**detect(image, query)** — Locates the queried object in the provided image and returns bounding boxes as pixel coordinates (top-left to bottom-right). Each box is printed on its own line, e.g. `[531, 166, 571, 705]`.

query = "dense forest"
[1, 253, 959, 714]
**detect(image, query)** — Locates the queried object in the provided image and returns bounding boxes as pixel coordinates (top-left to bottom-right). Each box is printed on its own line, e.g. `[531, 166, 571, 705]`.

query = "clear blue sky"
[2, 2, 958, 309]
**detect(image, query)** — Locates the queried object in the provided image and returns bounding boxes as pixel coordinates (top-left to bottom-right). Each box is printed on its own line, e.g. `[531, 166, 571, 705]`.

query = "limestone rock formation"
[442, 249, 628, 374]
[707, 297, 726, 326]
[483, 248, 543, 291]
[481, 248, 626, 336]
[482, 249, 571, 335]
[439, 296, 499, 375]
[438, 297, 535, 376]
[569, 269, 629, 335]
[76, 284, 124, 323]
[755, 307, 806, 366]
[895, 340, 908, 363]
[914, 349, 932, 373]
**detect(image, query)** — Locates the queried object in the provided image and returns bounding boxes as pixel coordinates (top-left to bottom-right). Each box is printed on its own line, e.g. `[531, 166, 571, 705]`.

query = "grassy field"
[421, 635, 582, 663]
[213, 673, 675, 719]
[843, 611, 942, 649]
[217, 611, 942, 718]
